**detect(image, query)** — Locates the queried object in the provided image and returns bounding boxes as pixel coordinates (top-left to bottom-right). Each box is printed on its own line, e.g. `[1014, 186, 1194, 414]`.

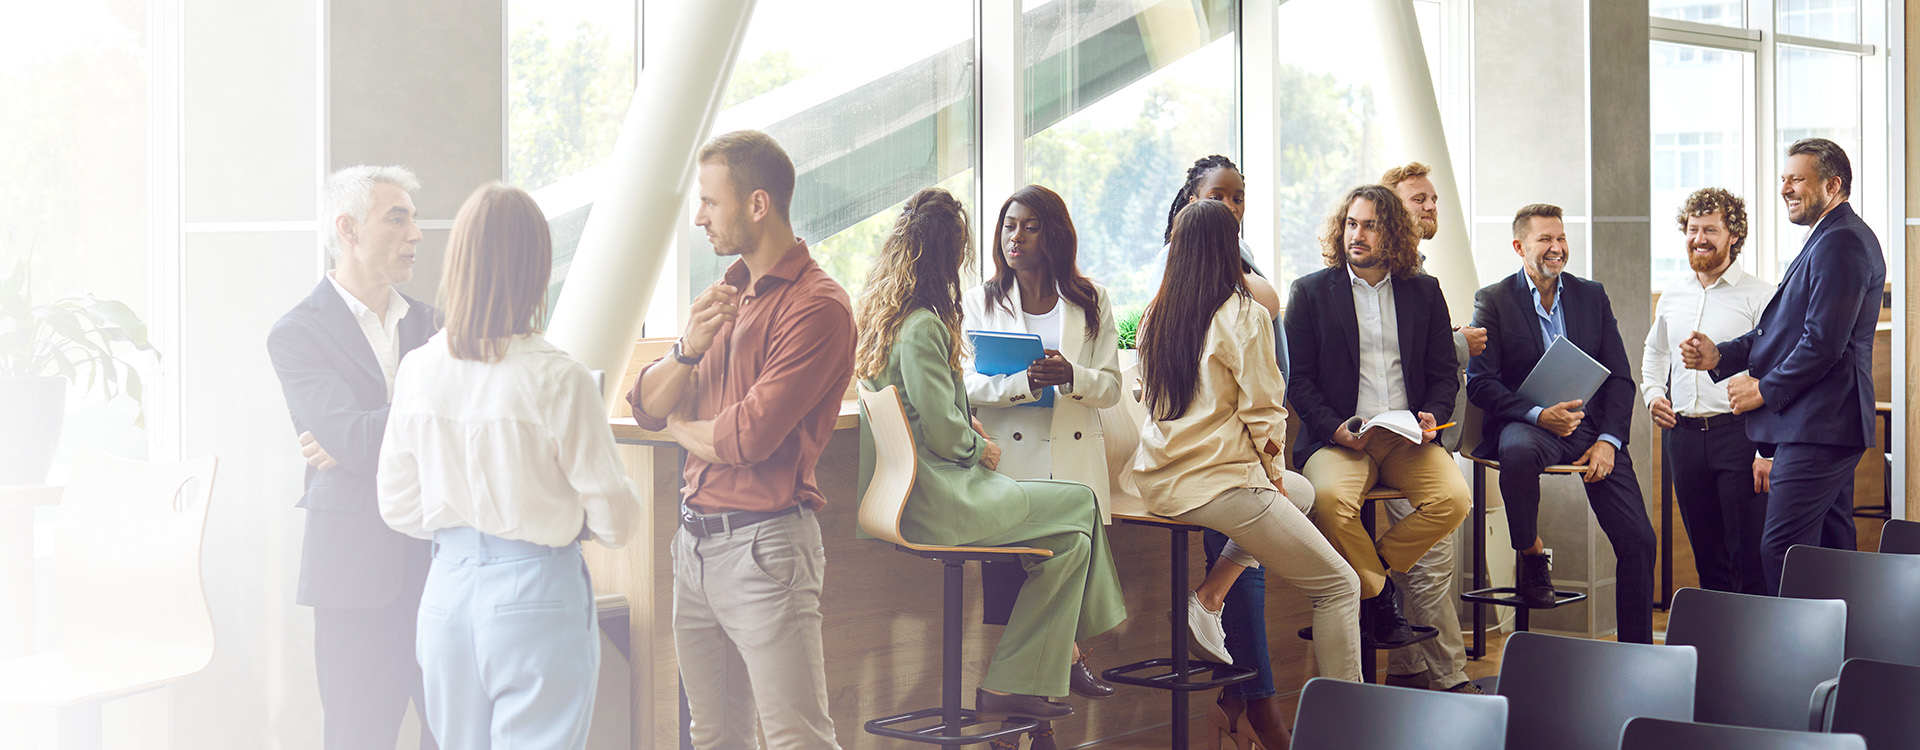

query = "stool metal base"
[1462, 586, 1588, 640]
[1102, 657, 1255, 692]
[864, 709, 1036, 746]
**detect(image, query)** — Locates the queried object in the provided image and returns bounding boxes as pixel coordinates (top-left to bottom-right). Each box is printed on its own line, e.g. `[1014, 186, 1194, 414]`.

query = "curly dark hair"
[1675, 187, 1749, 262]
[1318, 185, 1424, 278]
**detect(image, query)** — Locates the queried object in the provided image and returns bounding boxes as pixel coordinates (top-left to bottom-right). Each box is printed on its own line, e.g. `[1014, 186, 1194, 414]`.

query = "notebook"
[966, 330, 1053, 407]
[1516, 335, 1611, 409]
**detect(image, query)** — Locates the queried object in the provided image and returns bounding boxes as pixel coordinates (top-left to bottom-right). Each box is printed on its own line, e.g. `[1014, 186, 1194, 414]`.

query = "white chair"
[855, 385, 1052, 746]
[0, 449, 218, 749]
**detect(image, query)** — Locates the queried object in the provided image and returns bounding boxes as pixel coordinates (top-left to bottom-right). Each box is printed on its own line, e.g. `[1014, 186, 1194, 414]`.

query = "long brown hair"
[1140, 200, 1248, 421]
[441, 183, 553, 362]
[1319, 184, 1424, 278]
[984, 185, 1100, 340]
[854, 187, 974, 380]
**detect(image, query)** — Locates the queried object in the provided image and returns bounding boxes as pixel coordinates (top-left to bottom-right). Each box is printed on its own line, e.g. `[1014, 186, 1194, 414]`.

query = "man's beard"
[1687, 243, 1731, 274]
[1417, 217, 1437, 240]
[1788, 192, 1830, 226]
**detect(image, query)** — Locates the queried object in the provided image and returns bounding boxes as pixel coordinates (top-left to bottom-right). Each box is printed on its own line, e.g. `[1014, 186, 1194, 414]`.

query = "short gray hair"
[322, 165, 420, 259]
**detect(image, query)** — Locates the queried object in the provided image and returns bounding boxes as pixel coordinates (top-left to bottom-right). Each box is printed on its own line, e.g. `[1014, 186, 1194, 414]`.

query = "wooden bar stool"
[1460, 455, 1589, 658]
[856, 386, 1048, 746]
[1296, 486, 1439, 682]
[1102, 509, 1256, 750]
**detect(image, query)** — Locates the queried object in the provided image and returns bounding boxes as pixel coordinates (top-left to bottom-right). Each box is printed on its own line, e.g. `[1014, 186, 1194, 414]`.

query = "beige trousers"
[1303, 439, 1469, 599]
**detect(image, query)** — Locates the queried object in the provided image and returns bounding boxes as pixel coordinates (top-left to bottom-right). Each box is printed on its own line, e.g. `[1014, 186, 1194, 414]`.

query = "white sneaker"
[1187, 591, 1233, 664]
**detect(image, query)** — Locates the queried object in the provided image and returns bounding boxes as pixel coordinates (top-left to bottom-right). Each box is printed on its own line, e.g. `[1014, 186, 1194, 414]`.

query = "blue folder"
[966, 330, 1052, 407]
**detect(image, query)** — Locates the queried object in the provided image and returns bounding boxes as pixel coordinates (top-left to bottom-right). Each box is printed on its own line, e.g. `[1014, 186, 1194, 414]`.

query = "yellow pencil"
[1431, 421, 1457, 432]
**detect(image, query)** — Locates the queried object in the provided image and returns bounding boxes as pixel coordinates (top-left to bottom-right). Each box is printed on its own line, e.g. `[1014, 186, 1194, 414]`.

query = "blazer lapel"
[1002, 278, 1033, 335]
[1328, 270, 1360, 371]
[1392, 276, 1423, 374]
[397, 294, 435, 352]
[1507, 274, 1546, 366]
[1561, 277, 1591, 352]
[311, 279, 388, 393]
[1058, 292, 1088, 362]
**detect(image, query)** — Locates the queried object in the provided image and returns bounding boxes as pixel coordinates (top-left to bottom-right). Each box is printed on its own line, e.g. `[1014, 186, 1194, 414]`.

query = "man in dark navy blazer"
[1681, 138, 1885, 595]
[1466, 203, 1657, 644]
[268, 166, 439, 749]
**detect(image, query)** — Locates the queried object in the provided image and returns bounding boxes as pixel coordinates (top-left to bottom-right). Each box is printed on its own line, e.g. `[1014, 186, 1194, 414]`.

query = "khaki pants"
[1172, 484, 1362, 682]
[673, 509, 840, 750]
[1382, 497, 1469, 687]
[1303, 440, 1469, 599]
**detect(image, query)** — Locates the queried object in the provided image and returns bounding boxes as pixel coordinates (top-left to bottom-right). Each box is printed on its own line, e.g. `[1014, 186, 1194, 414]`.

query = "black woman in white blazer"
[962, 185, 1124, 733]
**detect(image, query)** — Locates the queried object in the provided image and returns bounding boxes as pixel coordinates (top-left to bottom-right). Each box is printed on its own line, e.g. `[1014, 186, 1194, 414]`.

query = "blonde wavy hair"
[853, 187, 975, 380]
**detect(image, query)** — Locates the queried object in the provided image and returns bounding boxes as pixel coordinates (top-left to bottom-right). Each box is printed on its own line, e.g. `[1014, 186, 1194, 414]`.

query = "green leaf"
[80, 298, 152, 350]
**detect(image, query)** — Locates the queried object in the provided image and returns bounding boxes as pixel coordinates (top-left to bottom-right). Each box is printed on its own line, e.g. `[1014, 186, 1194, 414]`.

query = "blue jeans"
[1204, 529, 1276, 700]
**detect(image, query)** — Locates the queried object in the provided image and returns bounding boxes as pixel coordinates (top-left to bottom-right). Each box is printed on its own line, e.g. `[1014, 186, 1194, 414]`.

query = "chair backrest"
[1292, 677, 1508, 750]
[1621, 717, 1865, 750]
[1879, 519, 1920, 554]
[1780, 545, 1920, 666]
[856, 386, 918, 547]
[1496, 632, 1697, 750]
[54, 449, 219, 667]
[1665, 586, 1847, 730]
[1830, 658, 1920, 749]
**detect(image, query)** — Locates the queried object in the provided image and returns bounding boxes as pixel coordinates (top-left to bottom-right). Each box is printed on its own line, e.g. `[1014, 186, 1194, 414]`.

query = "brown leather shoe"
[976, 688, 1074, 720]
[1069, 654, 1115, 699]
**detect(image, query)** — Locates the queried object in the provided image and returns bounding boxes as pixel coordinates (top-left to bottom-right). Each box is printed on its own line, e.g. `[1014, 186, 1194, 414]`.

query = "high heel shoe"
[1205, 700, 1258, 750]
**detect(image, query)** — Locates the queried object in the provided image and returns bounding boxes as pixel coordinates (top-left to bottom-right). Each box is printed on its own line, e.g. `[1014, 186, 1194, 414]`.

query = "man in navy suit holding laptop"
[1681, 138, 1885, 595]
[1466, 202, 1656, 644]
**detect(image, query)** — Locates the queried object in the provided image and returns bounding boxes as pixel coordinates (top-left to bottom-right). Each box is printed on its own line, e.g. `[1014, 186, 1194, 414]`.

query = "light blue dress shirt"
[1522, 273, 1621, 450]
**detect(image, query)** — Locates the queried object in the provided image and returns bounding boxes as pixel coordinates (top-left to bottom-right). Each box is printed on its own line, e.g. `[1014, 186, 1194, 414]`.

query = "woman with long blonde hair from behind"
[377, 183, 641, 749]
[854, 187, 1127, 736]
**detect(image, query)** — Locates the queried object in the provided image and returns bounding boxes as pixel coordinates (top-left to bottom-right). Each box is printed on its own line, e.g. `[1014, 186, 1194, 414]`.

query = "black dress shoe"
[1365, 577, 1417, 644]
[1516, 552, 1557, 609]
[976, 688, 1074, 720]
[1069, 654, 1115, 699]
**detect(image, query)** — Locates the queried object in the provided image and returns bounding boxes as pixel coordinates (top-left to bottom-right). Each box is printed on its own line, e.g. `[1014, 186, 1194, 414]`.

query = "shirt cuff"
[1642, 386, 1667, 407]
[1598, 434, 1622, 450]
[1527, 406, 1545, 425]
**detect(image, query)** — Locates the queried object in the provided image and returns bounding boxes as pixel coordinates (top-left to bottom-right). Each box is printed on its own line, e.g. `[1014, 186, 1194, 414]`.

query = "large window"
[1648, 42, 1750, 289]
[1023, 0, 1239, 312]
[1274, 0, 1388, 286]
[506, 1, 637, 192]
[1647, 0, 1888, 284]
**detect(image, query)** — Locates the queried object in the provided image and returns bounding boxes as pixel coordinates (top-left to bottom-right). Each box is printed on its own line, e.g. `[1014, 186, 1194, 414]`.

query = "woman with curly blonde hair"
[854, 187, 1127, 731]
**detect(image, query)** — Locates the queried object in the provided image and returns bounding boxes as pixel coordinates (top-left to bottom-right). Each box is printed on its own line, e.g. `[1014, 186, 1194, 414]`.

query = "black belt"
[1674, 413, 1742, 432]
[680, 504, 800, 538]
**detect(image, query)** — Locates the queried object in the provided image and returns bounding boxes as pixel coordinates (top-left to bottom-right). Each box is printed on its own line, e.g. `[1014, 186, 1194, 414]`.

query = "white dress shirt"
[378, 332, 642, 548]
[1350, 267, 1409, 419]
[1641, 263, 1775, 416]
[326, 271, 410, 399]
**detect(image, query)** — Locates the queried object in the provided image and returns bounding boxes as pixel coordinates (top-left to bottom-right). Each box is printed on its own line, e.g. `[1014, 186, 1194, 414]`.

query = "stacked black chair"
[1494, 632, 1696, 750]
[1291, 676, 1508, 750]
[1828, 658, 1920, 748]
[1877, 518, 1920, 554]
[1779, 545, 1920, 730]
[1620, 717, 1865, 750]
[1663, 587, 1846, 730]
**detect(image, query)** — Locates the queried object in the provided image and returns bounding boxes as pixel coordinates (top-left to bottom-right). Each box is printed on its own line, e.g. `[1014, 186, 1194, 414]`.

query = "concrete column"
[1368, 0, 1476, 321]
[544, 0, 758, 403]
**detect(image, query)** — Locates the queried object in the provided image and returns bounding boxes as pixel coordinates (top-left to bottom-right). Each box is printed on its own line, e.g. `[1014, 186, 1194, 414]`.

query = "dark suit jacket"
[1283, 267, 1459, 468]
[1466, 272, 1637, 458]
[1711, 201, 1884, 450]
[267, 279, 437, 610]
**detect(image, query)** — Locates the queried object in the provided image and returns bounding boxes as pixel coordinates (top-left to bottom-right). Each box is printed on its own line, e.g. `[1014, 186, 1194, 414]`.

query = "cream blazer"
[961, 280, 1123, 519]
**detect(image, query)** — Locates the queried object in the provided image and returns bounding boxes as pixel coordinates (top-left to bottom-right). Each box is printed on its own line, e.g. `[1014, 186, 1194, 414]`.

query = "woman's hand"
[1027, 349, 1074, 390]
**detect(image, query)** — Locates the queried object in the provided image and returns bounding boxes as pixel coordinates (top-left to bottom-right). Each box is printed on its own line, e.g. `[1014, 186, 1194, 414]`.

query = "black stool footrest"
[1461, 586, 1588, 609]
[1101, 658, 1256, 692]
[1296, 625, 1440, 649]
[864, 708, 1037, 746]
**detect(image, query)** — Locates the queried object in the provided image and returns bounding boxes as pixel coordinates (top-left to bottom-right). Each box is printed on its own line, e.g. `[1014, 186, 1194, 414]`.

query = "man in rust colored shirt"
[628, 130, 853, 749]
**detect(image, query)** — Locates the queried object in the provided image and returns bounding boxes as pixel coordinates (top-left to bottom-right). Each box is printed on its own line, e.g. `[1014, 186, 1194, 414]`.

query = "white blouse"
[378, 332, 642, 548]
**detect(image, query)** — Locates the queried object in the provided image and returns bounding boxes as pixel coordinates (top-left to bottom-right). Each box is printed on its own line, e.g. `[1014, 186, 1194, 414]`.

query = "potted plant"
[0, 259, 156, 484]
[1115, 305, 1142, 374]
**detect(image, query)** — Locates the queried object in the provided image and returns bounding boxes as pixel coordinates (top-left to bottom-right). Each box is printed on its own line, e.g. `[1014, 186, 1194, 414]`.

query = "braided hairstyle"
[1164, 155, 1242, 244]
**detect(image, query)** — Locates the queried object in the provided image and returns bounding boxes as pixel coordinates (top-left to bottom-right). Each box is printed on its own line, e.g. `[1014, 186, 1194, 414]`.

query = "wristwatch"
[671, 339, 704, 366]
